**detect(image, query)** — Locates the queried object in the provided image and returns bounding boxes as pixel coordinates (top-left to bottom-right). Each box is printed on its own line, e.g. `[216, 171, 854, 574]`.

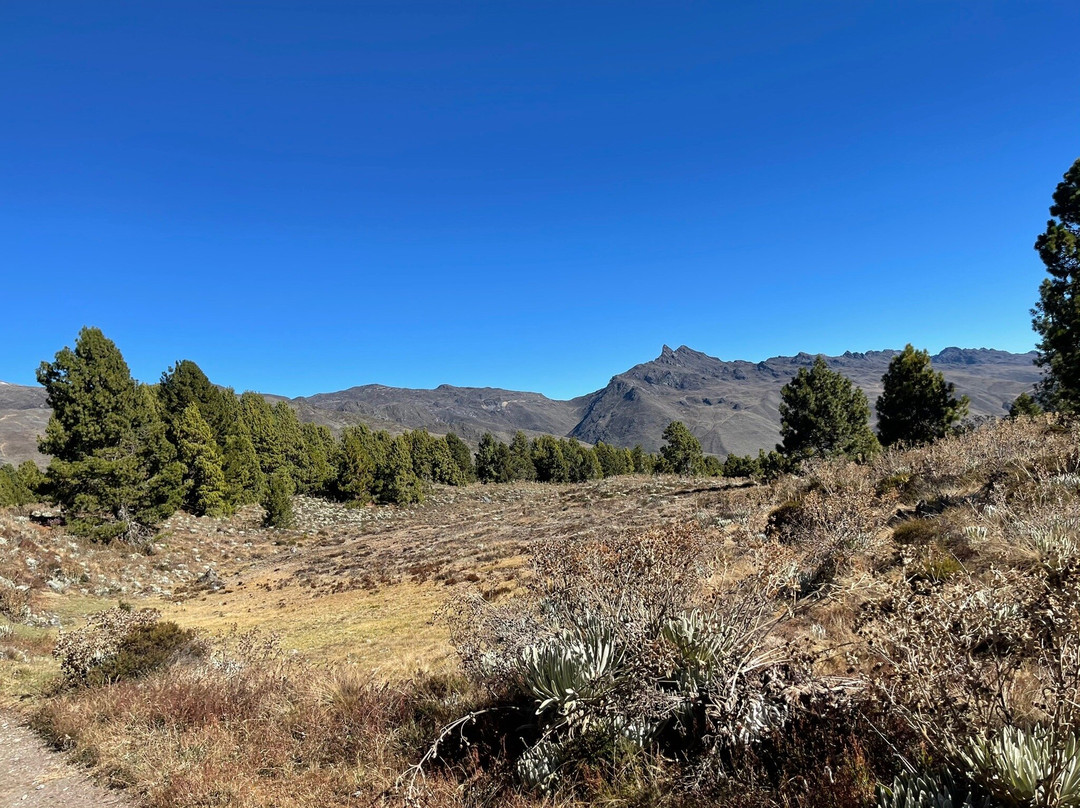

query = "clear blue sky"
[2, 2, 1077, 399]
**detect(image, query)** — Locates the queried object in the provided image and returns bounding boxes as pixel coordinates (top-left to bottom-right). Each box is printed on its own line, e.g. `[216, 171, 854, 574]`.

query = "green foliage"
[876, 345, 969, 447]
[508, 431, 538, 481]
[594, 441, 630, 478]
[222, 433, 265, 506]
[37, 328, 183, 541]
[376, 435, 423, 505]
[300, 422, 337, 495]
[876, 771, 974, 808]
[0, 460, 37, 505]
[86, 621, 203, 686]
[444, 432, 476, 482]
[1009, 392, 1043, 419]
[174, 403, 229, 517]
[722, 453, 760, 479]
[261, 470, 296, 528]
[532, 435, 569, 483]
[1032, 157, 1080, 414]
[334, 425, 383, 503]
[157, 359, 230, 444]
[892, 518, 945, 546]
[560, 440, 601, 483]
[778, 356, 880, 462]
[475, 433, 510, 484]
[629, 445, 654, 474]
[660, 421, 704, 475]
[407, 429, 465, 486]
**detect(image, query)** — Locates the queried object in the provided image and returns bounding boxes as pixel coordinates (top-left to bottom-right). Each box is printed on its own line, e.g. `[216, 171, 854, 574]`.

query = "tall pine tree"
[37, 328, 183, 540]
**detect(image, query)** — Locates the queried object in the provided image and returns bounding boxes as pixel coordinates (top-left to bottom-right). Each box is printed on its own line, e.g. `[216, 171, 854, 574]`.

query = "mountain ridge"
[0, 345, 1042, 466]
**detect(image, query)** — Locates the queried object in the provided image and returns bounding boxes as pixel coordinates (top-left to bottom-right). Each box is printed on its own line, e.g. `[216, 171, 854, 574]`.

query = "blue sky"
[2, 2, 1077, 399]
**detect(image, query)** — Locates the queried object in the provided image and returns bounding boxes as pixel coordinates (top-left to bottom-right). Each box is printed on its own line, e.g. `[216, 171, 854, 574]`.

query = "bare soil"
[0, 710, 130, 807]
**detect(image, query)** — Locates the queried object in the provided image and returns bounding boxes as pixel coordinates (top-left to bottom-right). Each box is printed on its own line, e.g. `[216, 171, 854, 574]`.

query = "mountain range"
[0, 346, 1042, 467]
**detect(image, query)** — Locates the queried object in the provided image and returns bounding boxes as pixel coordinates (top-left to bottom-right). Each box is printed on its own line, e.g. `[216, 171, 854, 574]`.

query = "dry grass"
[6, 417, 1080, 807]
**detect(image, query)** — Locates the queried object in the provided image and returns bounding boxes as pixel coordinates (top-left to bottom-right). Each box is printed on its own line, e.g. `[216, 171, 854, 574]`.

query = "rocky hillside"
[570, 345, 1042, 457]
[0, 346, 1042, 466]
[0, 382, 50, 467]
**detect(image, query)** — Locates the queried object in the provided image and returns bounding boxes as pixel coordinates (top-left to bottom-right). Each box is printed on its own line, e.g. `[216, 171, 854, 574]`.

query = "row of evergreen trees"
[25, 328, 668, 536]
[12, 328, 1034, 533]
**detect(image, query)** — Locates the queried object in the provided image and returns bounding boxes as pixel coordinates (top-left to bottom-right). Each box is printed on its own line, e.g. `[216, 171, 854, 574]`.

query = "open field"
[3, 417, 1080, 807]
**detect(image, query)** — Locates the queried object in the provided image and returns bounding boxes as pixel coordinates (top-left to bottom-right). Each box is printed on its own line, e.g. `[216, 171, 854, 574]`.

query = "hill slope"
[0, 346, 1042, 466]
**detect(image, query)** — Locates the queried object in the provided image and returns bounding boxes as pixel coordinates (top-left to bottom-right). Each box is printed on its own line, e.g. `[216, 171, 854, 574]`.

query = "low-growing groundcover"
[17, 415, 1080, 807]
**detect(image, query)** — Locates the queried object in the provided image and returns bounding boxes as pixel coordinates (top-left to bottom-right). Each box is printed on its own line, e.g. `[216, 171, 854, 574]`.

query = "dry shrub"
[34, 628, 466, 808]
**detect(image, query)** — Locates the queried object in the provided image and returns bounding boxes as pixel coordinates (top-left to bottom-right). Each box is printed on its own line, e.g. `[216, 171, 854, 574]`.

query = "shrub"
[55, 607, 165, 685]
[86, 620, 203, 686]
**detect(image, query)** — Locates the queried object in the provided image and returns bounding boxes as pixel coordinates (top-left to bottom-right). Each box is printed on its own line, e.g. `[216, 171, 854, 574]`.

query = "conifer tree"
[175, 403, 229, 516]
[532, 436, 569, 483]
[222, 433, 265, 506]
[778, 356, 879, 462]
[563, 440, 602, 482]
[37, 328, 183, 540]
[630, 445, 654, 474]
[262, 470, 295, 528]
[876, 345, 968, 447]
[444, 432, 476, 482]
[376, 435, 423, 505]
[300, 422, 337, 495]
[1009, 392, 1043, 419]
[335, 425, 382, 502]
[475, 433, 509, 484]
[660, 421, 704, 475]
[1032, 158, 1080, 413]
[594, 441, 630, 478]
[158, 360, 230, 444]
[508, 431, 537, 481]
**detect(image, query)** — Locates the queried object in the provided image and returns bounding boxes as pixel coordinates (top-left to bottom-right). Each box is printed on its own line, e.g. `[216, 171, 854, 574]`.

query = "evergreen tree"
[630, 445, 654, 474]
[16, 461, 45, 500]
[1032, 158, 1080, 413]
[238, 391, 284, 477]
[475, 433, 509, 484]
[444, 432, 476, 482]
[876, 345, 969, 447]
[335, 425, 383, 502]
[175, 404, 229, 517]
[722, 453, 760, 479]
[1009, 392, 1043, 419]
[563, 440, 602, 483]
[507, 431, 537, 481]
[222, 433, 265, 506]
[158, 360, 230, 444]
[660, 421, 704, 475]
[271, 401, 310, 488]
[37, 328, 183, 540]
[0, 464, 34, 507]
[262, 470, 295, 528]
[778, 356, 879, 462]
[376, 435, 423, 505]
[594, 441, 630, 478]
[532, 436, 569, 483]
[300, 422, 337, 495]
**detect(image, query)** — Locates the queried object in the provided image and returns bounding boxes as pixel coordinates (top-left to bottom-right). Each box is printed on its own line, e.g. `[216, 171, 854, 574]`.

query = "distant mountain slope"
[0, 381, 50, 467]
[295, 384, 591, 444]
[0, 346, 1042, 467]
[570, 346, 1043, 456]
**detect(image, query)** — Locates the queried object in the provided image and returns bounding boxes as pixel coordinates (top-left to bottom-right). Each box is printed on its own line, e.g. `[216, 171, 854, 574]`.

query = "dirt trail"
[0, 712, 131, 807]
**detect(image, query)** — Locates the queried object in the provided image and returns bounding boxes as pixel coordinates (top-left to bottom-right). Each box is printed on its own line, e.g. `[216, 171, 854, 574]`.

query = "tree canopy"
[778, 356, 879, 462]
[1032, 157, 1080, 413]
[876, 345, 968, 447]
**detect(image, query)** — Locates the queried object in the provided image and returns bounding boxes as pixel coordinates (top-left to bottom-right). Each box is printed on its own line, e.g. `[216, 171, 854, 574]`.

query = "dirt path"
[0, 712, 131, 807]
